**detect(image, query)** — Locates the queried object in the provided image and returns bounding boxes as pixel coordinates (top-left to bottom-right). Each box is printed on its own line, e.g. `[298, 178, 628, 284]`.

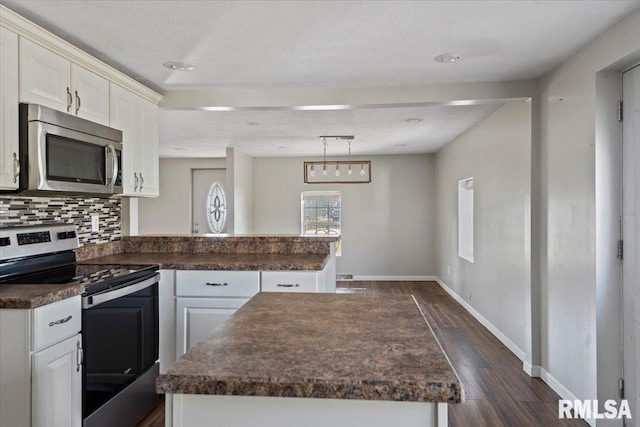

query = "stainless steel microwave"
[12, 103, 123, 196]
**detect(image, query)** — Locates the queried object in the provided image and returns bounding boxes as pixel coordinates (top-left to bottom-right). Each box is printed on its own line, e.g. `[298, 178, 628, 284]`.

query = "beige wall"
[537, 9, 640, 411]
[226, 148, 254, 234]
[435, 100, 531, 355]
[252, 154, 437, 277]
[138, 158, 226, 234]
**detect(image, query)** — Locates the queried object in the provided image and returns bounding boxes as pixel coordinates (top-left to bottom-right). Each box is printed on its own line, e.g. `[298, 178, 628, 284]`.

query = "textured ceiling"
[1, 0, 637, 157]
[159, 103, 504, 158]
[2, 0, 638, 91]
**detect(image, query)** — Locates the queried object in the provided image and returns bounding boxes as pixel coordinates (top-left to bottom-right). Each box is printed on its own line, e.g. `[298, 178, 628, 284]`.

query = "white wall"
[138, 158, 226, 234]
[252, 154, 436, 277]
[226, 148, 254, 234]
[538, 8, 640, 413]
[435, 101, 531, 356]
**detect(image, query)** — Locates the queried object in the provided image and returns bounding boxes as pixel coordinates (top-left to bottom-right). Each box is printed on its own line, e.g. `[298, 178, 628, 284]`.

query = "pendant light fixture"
[303, 136, 371, 184]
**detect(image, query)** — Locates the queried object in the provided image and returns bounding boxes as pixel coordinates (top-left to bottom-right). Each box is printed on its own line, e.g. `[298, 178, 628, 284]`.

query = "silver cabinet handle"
[206, 282, 228, 286]
[76, 340, 83, 372]
[12, 152, 19, 183]
[75, 90, 81, 115]
[66, 87, 72, 112]
[134, 172, 139, 192]
[49, 315, 72, 327]
[139, 173, 144, 191]
[277, 284, 300, 288]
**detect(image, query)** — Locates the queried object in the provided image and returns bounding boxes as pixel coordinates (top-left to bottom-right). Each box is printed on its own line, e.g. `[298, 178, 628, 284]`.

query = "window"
[301, 191, 341, 236]
[207, 181, 227, 234]
[458, 177, 474, 262]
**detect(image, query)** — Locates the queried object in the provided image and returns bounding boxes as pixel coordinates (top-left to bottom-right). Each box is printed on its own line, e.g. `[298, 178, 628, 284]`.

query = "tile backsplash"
[0, 196, 121, 246]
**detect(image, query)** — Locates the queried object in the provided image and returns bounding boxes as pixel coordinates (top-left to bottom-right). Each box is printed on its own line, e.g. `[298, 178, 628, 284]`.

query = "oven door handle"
[82, 273, 159, 308]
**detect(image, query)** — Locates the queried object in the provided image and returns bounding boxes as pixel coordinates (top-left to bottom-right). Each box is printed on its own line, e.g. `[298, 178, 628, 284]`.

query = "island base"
[168, 393, 448, 427]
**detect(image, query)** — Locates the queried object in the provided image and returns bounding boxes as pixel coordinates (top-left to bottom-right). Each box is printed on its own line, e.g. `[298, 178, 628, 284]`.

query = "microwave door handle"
[108, 145, 118, 192]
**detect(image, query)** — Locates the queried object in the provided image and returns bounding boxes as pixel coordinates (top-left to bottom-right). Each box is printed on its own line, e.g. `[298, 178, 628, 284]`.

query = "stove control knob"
[0, 237, 10, 246]
[57, 232, 68, 240]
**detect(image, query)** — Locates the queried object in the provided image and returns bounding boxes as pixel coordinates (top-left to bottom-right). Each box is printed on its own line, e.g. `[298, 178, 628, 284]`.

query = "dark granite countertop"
[0, 283, 84, 309]
[2, 235, 335, 309]
[157, 292, 463, 404]
[81, 252, 330, 271]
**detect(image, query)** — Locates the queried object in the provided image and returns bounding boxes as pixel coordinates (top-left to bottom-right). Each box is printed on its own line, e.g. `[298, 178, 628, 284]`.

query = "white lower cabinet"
[0, 295, 82, 427]
[261, 271, 322, 293]
[32, 334, 82, 427]
[175, 271, 260, 358]
[176, 297, 250, 357]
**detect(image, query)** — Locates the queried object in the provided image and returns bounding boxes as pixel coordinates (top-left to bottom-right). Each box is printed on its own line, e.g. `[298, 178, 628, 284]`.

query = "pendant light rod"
[323, 138, 327, 163]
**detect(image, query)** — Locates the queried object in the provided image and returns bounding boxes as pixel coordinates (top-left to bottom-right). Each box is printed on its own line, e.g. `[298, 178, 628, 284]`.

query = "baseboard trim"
[351, 275, 438, 281]
[523, 361, 541, 377]
[435, 278, 526, 362]
[538, 367, 595, 427]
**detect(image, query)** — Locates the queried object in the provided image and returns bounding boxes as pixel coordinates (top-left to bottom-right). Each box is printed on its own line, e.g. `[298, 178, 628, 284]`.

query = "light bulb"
[348, 165, 353, 175]
[309, 165, 315, 177]
[335, 165, 340, 176]
[322, 165, 327, 176]
[360, 165, 366, 176]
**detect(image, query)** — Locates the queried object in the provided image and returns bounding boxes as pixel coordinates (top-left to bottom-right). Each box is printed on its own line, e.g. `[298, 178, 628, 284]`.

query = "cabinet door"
[109, 82, 138, 194]
[0, 26, 19, 190]
[32, 334, 82, 427]
[176, 298, 249, 357]
[71, 64, 109, 125]
[137, 98, 159, 197]
[110, 83, 159, 197]
[19, 38, 71, 113]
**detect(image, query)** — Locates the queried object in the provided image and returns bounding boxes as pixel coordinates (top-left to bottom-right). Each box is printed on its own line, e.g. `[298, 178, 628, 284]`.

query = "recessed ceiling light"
[162, 61, 195, 71]
[246, 122, 260, 126]
[405, 118, 422, 123]
[434, 53, 462, 63]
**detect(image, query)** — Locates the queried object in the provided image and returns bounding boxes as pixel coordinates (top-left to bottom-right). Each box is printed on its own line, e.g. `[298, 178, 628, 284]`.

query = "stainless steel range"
[0, 224, 160, 427]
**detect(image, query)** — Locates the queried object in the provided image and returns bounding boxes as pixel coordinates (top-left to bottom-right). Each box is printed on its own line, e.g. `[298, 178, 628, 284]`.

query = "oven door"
[81, 273, 159, 419]
[26, 120, 122, 195]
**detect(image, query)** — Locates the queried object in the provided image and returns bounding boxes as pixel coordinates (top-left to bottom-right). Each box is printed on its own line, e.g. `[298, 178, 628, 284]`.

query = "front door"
[191, 168, 226, 234]
[623, 64, 640, 424]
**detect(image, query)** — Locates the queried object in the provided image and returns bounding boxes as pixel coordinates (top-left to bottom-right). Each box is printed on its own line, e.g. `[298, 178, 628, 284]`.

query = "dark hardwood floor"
[138, 281, 586, 427]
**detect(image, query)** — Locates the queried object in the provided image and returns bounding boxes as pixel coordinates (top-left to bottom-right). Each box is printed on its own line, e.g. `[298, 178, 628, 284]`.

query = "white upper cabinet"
[110, 83, 159, 197]
[19, 38, 110, 126]
[70, 63, 110, 125]
[137, 97, 159, 197]
[19, 37, 70, 113]
[1, 5, 161, 197]
[0, 26, 19, 190]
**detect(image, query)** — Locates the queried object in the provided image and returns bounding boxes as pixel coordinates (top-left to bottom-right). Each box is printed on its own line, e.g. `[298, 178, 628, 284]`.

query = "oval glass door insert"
[207, 181, 227, 233]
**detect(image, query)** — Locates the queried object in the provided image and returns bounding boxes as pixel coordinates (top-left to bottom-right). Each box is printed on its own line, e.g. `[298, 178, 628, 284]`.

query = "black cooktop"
[0, 260, 158, 296]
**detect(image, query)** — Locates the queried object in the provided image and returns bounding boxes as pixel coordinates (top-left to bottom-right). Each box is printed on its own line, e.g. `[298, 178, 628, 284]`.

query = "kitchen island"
[157, 292, 463, 427]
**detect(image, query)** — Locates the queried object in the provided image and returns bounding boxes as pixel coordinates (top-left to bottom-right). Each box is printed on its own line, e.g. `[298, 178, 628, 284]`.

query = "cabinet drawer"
[261, 271, 319, 293]
[32, 296, 81, 351]
[176, 271, 260, 297]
